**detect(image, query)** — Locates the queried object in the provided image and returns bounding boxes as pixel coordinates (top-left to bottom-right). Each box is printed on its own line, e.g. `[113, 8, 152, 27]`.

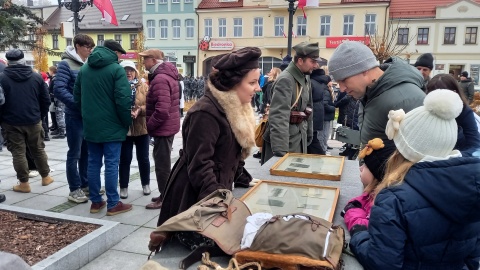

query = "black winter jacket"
[0, 65, 50, 125]
[310, 70, 325, 130]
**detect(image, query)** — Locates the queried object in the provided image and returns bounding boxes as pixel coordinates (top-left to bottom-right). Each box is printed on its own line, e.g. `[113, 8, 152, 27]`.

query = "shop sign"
[183, 55, 196, 63]
[435, 64, 445, 70]
[120, 52, 138, 59]
[326, 36, 370, 48]
[209, 40, 235, 51]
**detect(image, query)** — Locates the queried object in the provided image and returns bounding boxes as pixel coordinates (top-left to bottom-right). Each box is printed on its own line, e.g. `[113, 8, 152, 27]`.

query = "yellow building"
[44, 0, 142, 67]
[197, 0, 389, 76]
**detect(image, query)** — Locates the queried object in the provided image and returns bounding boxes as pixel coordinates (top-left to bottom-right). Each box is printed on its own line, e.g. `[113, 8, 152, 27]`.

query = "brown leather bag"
[149, 189, 251, 255]
[246, 214, 345, 270]
[254, 119, 268, 147]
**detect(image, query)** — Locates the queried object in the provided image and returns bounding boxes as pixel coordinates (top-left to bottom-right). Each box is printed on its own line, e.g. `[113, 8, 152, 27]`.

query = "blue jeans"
[87, 141, 122, 209]
[66, 115, 88, 192]
[119, 134, 150, 188]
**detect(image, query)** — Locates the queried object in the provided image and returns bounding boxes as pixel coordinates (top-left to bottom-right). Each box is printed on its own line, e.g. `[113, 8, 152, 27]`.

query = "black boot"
[49, 112, 58, 131]
[180, 108, 184, 117]
[0, 194, 5, 203]
[52, 128, 65, 139]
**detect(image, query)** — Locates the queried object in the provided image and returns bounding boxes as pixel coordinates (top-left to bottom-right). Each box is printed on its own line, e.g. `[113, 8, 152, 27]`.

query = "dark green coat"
[73, 46, 132, 143]
[262, 62, 313, 162]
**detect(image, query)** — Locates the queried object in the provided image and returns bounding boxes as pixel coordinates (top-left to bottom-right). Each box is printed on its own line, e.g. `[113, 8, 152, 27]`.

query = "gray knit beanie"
[328, 41, 379, 81]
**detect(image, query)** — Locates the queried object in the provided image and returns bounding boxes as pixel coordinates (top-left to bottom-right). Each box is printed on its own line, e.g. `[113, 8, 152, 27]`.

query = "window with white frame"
[172, 0, 179, 3]
[185, 19, 194, 38]
[204, 19, 212, 37]
[97, 34, 104, 46]
[274, 16, 284, 37]
[147, 20, 155, 39]
[160, 19, 168, 39]
[254, 17, 263, 37]
[66, 38, 72, 47]
[184, 0, 192, 3]
[52, 34, 59, 49]
[444, 27, 456, 44]
[364, 14, 376, 35]
[320, 15, 330, 36]
[343, 15, 354, 35]
[159, 0, 166, 3]
[147, 0, 154, 4]
[417, 28, 429, 44]
[465, 27, 478, 44]
[172, 19, 180, 39]
[115, 34, 122, 44]
[397, 28, 409, 45]
[130, 34, 137, 49]
[234, 18, 242, 37]
[218, 18, 226, 37]
[297, 16, 306, 36]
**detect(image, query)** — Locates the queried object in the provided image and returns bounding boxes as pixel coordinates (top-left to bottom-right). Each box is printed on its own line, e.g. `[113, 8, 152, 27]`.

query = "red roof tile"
[341, 0, 390, 3]
[198, 0, 243, 9]
[390, 0, 480, 19]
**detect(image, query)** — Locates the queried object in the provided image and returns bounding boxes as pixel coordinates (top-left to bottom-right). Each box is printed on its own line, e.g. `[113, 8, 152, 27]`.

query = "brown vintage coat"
[128, 80, 148, 137]
[157, 82, 256, 226]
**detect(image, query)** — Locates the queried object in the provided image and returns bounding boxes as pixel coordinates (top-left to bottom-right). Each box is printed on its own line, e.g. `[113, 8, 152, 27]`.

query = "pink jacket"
[344, 192, 373, 231]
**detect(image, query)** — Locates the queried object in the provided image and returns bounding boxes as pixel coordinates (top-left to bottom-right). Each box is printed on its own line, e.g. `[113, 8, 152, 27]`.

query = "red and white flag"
[297, 0, 319, 18]
[280, 27, 297, 38]
[94, 0, 118, 26]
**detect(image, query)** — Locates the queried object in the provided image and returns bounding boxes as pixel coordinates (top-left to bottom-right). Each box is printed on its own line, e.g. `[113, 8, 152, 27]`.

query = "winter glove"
[349, 224, 367, 237]
[341, 200, 362, 218]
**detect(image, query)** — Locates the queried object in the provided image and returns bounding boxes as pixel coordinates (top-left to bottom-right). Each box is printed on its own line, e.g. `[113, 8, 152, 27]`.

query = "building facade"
[44, 0, 142, 68]
[390, 0, 480, 85]
[143, 0, 199, 77]
[197, 0, 390, 76]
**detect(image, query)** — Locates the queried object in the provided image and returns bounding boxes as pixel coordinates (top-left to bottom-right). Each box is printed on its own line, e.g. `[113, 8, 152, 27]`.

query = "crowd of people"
[0, 34, 480, 269]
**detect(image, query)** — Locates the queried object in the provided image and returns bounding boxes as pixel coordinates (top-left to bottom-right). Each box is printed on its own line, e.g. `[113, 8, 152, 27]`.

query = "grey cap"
[293, 42, 319, 58]
[328, 41, 379, 81]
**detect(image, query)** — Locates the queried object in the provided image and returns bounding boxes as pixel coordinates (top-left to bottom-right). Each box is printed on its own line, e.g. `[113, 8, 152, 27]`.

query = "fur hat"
[328, 41, 379, 81]
[214, 47, 262, 71]
[385, 89, 463, 162]
[360, 138, 396, 181]
[414, 53, 434, 70]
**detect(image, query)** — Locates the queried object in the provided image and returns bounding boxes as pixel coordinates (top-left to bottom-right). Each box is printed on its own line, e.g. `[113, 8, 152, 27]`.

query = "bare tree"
[365, 20, 417, 64]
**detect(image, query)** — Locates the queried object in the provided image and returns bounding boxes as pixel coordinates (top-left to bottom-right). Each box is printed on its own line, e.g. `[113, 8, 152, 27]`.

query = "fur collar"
[208, 81, 256, 159]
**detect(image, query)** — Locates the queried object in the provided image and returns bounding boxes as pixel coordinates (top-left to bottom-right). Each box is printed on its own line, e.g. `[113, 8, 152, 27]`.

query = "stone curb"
[0, 204, 121, 270]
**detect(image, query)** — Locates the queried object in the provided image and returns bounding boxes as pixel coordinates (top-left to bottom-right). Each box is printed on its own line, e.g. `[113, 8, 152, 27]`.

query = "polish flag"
[94, 0, 118, 26]
[281, 27, 297, 38]
[298, 0, 319, 18]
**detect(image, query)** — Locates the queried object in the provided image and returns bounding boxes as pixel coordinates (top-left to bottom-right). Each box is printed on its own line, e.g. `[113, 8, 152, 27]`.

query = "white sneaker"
[28, 170, 39, 178]
[68, 188, 88, 203]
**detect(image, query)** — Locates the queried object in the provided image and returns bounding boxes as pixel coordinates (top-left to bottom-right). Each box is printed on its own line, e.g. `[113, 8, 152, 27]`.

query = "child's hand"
[341, 200, 362, 217]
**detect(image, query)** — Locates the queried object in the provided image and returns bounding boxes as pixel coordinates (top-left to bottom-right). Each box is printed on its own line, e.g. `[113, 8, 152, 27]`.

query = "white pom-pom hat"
[386, 89, 463, 162]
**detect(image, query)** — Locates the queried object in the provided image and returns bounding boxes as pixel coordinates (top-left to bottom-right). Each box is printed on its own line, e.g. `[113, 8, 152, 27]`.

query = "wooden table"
[151, 157, 364, 269]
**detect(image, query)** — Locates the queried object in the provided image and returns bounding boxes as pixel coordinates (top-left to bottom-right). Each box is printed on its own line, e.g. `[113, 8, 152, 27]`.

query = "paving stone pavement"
[0, 116, 347, 270]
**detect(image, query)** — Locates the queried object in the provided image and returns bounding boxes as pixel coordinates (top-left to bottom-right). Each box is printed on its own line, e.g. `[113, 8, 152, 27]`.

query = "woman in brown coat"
[118, 61, 150, 199]
[157, 47, 260, 226]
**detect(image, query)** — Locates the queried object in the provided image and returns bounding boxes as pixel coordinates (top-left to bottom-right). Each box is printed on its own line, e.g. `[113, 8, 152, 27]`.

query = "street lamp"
[57, 0, 94, 35]
[286, 0, 298, 57]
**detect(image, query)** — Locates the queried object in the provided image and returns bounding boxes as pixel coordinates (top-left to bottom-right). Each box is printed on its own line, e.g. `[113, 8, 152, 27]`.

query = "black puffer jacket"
[310, 69, 326, 130]
[0, 65, 50, 125]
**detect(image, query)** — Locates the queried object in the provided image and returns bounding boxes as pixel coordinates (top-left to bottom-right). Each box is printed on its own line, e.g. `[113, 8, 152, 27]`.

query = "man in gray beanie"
[328, 41, 425, 149]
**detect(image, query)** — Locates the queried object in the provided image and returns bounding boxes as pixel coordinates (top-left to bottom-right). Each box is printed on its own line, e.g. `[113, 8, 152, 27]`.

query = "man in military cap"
[261, 42, 318, 164]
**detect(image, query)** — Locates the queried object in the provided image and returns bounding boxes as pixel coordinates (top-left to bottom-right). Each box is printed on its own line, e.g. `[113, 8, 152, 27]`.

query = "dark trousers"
[119, 134, 151, 188]
[307, 130, 326, 155]
[42, 116, 49, 138]
[2, 122, 50, 182]
[153, 135, 174, 195]
[26, 147, 36, 170]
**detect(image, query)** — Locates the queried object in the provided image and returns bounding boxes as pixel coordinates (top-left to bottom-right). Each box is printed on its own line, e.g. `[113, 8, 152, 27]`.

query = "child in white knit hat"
[348, 89, 480, 270]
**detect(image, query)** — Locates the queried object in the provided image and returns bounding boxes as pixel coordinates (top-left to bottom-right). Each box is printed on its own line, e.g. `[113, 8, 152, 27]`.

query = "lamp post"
[57, 0, 94, 35]
[286, 0, 298, 57]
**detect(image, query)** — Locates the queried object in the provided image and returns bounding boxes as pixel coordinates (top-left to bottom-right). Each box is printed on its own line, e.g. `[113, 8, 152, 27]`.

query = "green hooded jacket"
[73, 46, 132, 143]
[360, 57, 425, 146]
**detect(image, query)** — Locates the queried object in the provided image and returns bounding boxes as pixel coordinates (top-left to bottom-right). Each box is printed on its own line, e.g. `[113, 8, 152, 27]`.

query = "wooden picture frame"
[270, 153, 345, 181]
[240, 180, 340, 222]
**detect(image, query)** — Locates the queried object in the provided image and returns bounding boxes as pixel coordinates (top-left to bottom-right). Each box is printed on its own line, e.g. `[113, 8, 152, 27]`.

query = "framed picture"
[270, 153, 345, 181]
[240, 180, 340, 222]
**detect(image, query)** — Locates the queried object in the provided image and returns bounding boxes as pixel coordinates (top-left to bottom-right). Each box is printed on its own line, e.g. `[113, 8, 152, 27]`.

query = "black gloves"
[341, 200, 362, 218]
[349, 224, 367, 237]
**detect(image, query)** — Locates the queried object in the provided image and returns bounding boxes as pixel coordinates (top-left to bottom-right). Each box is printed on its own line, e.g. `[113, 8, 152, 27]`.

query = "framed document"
[270, 153, 345, 181]
[240, 180, 340, 222]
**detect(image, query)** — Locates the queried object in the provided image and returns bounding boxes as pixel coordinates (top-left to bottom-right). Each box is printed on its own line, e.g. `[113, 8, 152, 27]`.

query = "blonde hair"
[268, 68, 281, 82]
[321, 65, 329, 75]
[373, 150, 414, 199]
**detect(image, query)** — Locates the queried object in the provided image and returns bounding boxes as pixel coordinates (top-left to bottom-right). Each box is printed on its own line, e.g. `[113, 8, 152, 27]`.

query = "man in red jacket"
[140, 49, 180, 210]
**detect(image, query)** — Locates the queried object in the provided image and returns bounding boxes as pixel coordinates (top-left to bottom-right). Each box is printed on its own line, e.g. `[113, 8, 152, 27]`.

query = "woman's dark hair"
[209, 69, 252, 91]
[426, 74, 468, 105]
